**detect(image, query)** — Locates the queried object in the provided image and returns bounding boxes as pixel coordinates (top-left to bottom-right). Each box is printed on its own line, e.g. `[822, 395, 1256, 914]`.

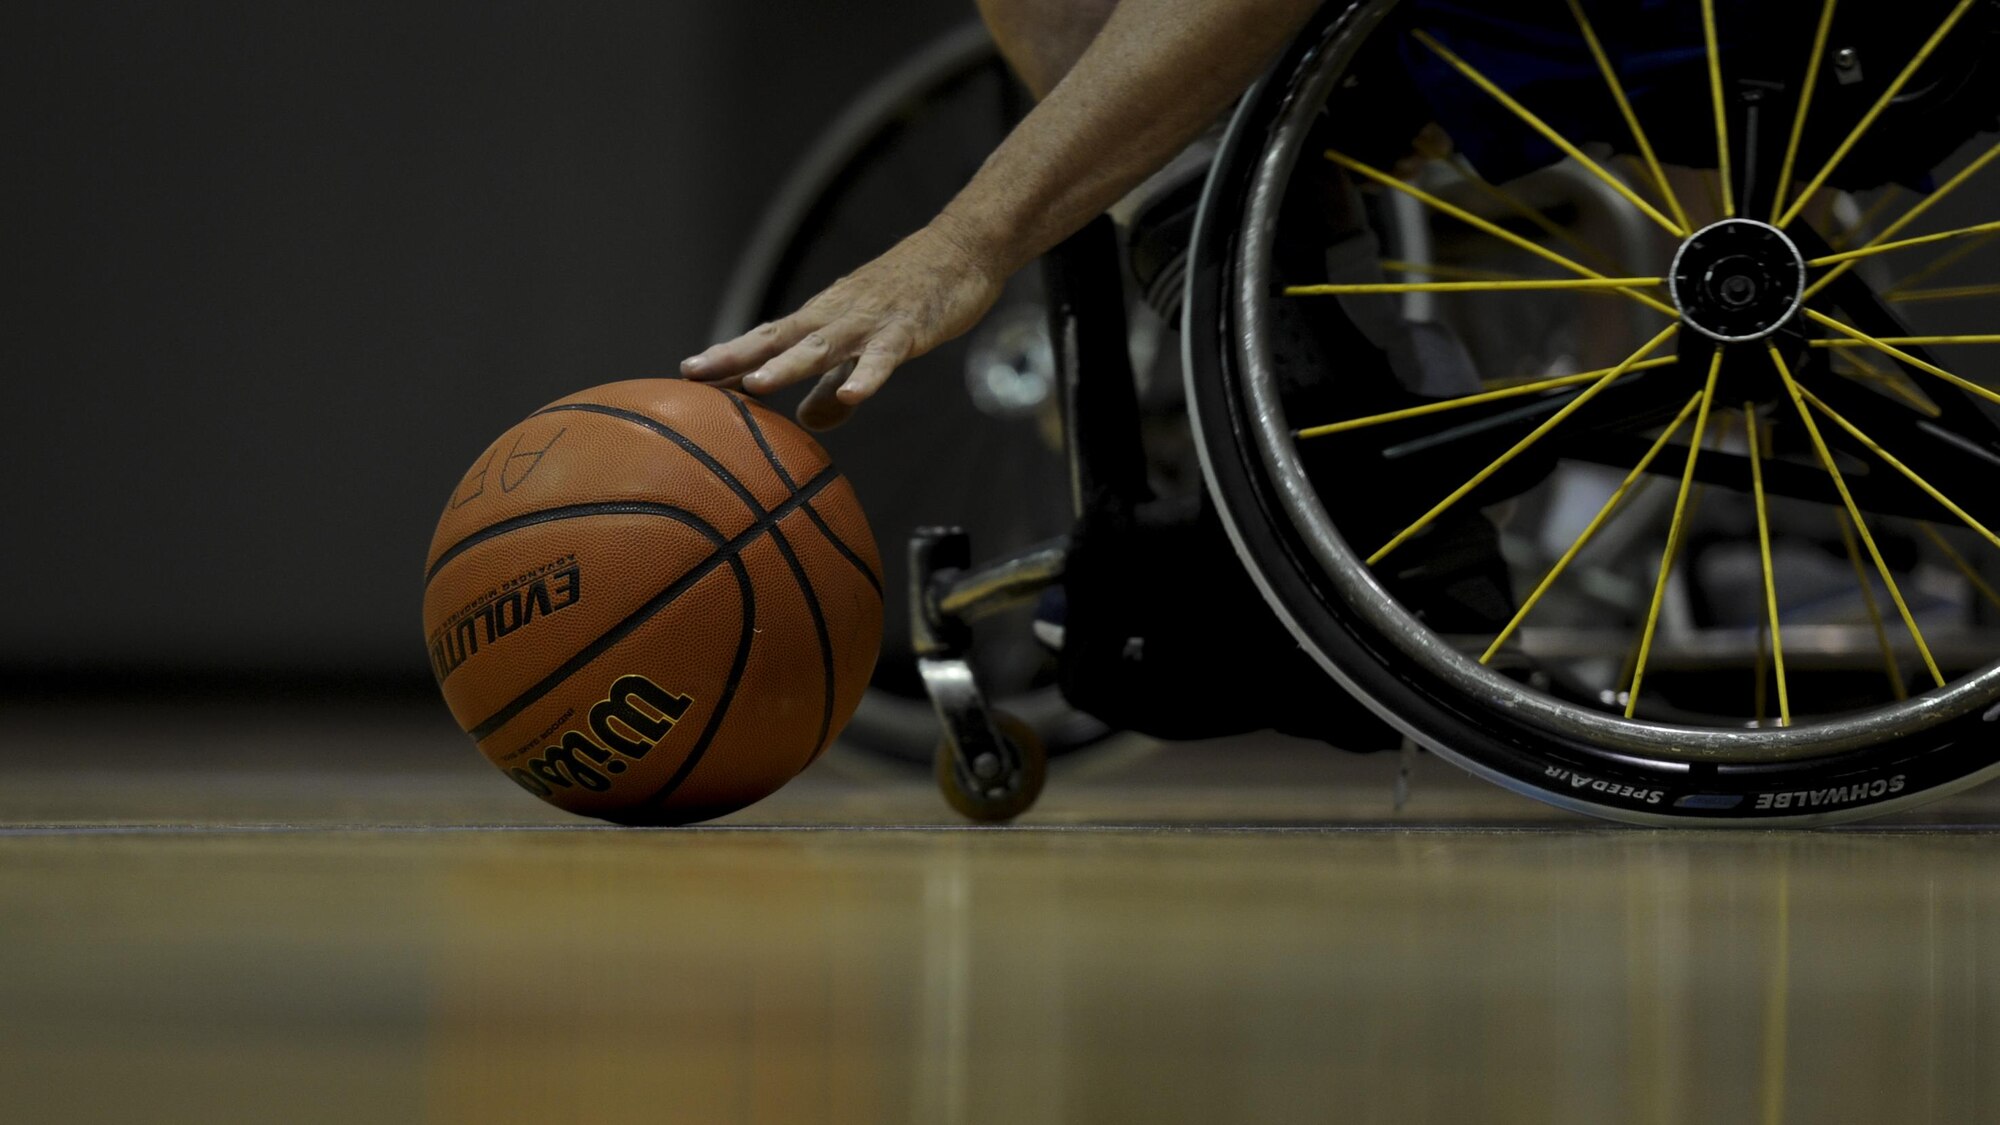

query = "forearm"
[685, 0, 1321, 423]
[938, 0, 1321, 276]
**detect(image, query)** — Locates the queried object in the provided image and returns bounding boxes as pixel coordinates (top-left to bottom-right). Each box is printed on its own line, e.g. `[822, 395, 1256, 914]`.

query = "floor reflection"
[1, 827, 1993, 1123]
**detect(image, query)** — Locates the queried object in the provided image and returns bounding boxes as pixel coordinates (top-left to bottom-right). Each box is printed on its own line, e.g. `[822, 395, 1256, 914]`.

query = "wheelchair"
[729, 0, 2000, 825]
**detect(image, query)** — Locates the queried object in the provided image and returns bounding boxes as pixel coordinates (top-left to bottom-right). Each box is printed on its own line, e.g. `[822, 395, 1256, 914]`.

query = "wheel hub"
[964, 303, 1056, 419]
[1669, 219, 1807, 343]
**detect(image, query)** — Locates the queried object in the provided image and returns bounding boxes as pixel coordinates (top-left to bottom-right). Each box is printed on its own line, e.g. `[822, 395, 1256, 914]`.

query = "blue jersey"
[1394, 0, 1994, 192]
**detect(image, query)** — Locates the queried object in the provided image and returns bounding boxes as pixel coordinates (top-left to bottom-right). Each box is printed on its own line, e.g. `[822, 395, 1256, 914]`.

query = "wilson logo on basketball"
[508, 674, 695, 797]
[428, 555, 582, 682]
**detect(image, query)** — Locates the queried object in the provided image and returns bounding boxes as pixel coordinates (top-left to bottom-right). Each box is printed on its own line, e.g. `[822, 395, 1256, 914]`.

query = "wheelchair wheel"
[934, 710, 1048, 823]
[1187, 0, 2000, 823]
[713, 23, 1108, 763]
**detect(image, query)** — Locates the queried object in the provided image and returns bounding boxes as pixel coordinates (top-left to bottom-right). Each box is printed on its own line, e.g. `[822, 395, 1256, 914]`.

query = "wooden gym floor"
[2, 696, 1996, 1123]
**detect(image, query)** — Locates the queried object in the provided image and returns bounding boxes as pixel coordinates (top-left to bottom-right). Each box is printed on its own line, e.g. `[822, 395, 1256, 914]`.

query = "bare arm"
[682, 0, 1321, 428]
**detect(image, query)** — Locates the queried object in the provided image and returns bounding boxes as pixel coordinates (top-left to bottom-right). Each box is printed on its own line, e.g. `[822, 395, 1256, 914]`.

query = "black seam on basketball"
[719, 388, 842, 761]
[464, 467, 839, 741]
[721, 390, 800, 491]
[722, 390, 884, 597]
[763, 518, 836, 772]
[535, 401, 768, 517]
[426, 501, 710, 586]
[800, 501, 884, 598]
[641, 552, 756, 810]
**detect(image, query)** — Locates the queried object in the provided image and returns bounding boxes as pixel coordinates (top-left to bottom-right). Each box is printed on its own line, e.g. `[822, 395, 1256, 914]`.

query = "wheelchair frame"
[916, 0, 2000, 824]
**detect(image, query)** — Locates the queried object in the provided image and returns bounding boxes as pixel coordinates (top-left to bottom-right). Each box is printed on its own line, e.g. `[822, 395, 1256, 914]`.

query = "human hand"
[681, 218, 1008, 430]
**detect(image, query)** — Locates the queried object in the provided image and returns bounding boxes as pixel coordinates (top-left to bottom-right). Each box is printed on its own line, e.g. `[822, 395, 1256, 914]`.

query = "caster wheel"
[934, 711, 1047, 823]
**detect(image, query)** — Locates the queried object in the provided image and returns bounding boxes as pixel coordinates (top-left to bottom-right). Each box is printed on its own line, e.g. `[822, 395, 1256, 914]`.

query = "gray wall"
[6, 0, 967, 682]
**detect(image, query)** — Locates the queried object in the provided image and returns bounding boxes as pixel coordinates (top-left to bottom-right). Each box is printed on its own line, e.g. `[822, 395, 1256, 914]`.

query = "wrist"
[930, 202, 1029, 281]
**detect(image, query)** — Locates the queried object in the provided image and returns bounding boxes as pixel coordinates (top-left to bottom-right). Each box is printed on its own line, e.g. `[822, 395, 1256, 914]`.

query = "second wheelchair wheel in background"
[712, 23, 1102, 763]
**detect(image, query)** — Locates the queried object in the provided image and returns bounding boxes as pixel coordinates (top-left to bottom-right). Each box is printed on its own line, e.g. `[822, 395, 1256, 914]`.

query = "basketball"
[422, 378, 884, 825]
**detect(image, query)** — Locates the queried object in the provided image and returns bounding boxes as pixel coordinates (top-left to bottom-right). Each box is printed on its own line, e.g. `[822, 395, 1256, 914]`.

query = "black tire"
[713, 23, 1108, 763]
[934, 711, 1048, 822]
[1185, 0, 2000, 823]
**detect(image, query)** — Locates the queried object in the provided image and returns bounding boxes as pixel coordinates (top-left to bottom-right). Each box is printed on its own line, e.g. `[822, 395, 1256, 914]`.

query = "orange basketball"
[422, 378, 883, 825]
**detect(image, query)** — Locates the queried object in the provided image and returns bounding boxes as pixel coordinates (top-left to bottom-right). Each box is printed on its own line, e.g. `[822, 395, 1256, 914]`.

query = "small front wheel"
[935, 711, 1048, 822]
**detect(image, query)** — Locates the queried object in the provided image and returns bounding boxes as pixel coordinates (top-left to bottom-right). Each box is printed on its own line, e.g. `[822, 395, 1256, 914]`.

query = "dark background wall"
[6, 0, 967, 685]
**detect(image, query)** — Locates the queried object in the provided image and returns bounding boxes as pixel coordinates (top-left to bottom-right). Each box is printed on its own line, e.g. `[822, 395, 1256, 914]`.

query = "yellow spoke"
[1324, 149, 1682, 318]
[1566, 0, 1692, 232]
[1609, 473, 1658, 522]
[1298, 357, 1677, 438]
[1615, 636, 1644, 697]
[1918, 523, 2000, 614]
[1771, 0, 1840, 223]
[1284, 277, 1661, 297]
[1835, 509, 1908, 701]
[1370, 323, 1681, 566]
[1754, 615, 1769, 725]
[1830, 348, 1941, 418]
[1378, 259, 1527, 283]
[1889, 282, 2000, 305]
[1795, 384, 2000, 554]
[1746, 402, 1790, 725]
[1814, 335, 2000, 348]
[1803, 140, 2000, 299]
[1779, 0, 1980, 229]
[1807, 219, 2000, 268]
[1770, 345, 1944, 687]
[1887, 231, 1998, 294]
[1410, 29, 1687, 236]
[1480, 393, 1705, 665]
[1446, 156, 1629, 275]
[1627, 351, 1722, 718]
[1805, 310, 2000, 408]
[1700, 0, 1736, 218]
[1830, 187, 1905, 251]
[1617, 476, 1711, 694]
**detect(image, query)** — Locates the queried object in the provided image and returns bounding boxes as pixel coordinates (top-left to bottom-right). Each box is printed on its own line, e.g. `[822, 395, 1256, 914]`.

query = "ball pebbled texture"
[423, 378, 884, 825]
